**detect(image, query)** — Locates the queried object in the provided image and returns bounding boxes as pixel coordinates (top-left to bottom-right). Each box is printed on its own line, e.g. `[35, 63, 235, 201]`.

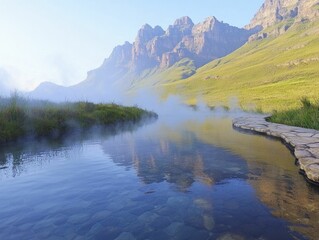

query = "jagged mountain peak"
[154, 25, 164, 32]
[135, 24, 165, 43]
[100, 16, 255, 73]
[204, 16, 218, 23]
[173, 16, 194, 27]
[108, 41, 133, 66]
[165, 16, 194, 37]
[192, 16, 220, 33]
[141, 23, 152, 30]
[246, 0, 319, 30]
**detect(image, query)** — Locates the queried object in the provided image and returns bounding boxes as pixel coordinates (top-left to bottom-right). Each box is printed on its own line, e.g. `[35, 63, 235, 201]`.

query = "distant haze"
[0, 0, 263, 92]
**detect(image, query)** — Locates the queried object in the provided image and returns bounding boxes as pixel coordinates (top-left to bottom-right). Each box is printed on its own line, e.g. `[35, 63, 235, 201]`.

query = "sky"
[0, 0, 264, 93]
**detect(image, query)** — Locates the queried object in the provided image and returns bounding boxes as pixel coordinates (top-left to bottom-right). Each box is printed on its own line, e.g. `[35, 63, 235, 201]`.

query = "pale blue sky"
[0, 0, 263, 92]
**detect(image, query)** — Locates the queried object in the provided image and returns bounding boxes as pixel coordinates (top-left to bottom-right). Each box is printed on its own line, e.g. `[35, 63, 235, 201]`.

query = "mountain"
[30, 0, 319, 109]
[162, 0, 319, 112]
[82, 15, 256, 76]
[247, 0, 318, 30]
[246, 0, 319, 39]
[29, 16, 256, 102]
[124, 16, 254, 70]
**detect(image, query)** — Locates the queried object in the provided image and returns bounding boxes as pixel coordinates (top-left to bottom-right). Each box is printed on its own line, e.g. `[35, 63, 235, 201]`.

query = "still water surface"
[0, 112, 319, 240]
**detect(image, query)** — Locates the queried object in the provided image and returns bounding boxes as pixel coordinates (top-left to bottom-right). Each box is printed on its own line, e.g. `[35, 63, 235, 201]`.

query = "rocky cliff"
[246, 0, 319, 30]
[101, 16, 254, 74]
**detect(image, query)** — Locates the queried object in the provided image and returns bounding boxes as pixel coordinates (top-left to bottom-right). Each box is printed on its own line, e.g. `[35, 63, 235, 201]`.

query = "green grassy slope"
[129, 58, 196, 90]
[161, 20, 319, 112]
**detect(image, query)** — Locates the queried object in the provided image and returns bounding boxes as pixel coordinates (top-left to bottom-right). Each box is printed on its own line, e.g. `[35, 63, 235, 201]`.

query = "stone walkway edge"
[233, 116, 319, 185]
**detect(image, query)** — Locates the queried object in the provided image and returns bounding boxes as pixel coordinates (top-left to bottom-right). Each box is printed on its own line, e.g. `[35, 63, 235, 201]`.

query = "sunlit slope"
[129, 58, 196, 90]
[162, 20, 319, 112]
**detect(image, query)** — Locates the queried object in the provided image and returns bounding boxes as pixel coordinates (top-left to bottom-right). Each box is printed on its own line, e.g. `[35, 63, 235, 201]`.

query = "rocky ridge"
[101, 16, 254, 73]
[246, 0, 319, 40]
[247, 0, 319, 30]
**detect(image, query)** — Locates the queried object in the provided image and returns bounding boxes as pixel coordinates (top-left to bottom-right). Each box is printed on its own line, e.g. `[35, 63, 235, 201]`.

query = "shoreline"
[233, 115, 319, 185]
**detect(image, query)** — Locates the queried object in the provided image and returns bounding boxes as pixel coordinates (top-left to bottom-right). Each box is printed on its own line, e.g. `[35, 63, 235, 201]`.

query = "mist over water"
[120, 88, 251, 122]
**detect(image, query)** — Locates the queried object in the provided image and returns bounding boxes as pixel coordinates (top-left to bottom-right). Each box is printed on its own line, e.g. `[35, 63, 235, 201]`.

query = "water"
[0, 112, 319, 240]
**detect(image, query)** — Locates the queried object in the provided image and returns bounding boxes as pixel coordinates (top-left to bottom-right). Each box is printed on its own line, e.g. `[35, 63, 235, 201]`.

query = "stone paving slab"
[233, 116, 319, 185]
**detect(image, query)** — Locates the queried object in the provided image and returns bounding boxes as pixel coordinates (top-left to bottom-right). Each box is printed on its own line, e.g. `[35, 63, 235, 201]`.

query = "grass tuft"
[268, 97, 319, 130]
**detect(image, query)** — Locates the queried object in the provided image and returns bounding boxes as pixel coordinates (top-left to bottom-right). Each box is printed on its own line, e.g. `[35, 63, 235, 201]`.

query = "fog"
[1, 64, 256, 131]
[123, 89, 248, 120]
[24, 77, 253, 122]
[0, 68, 11, 97]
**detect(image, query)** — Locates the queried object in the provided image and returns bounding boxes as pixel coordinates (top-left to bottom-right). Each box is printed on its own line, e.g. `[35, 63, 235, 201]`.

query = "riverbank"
[233, 115, 319, 185]
[0, 96, 157, 143]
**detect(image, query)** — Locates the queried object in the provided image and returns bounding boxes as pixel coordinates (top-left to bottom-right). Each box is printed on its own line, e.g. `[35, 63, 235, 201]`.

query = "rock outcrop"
[246, 0, 319, 31]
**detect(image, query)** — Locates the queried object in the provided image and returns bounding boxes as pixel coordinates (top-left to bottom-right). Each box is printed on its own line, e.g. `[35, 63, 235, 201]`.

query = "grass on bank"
[269, 97, 319, 130]
[0, 95, 157, 143]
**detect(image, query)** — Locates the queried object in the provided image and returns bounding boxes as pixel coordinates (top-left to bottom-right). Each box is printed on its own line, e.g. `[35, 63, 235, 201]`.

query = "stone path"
[233, 116, 319, 185]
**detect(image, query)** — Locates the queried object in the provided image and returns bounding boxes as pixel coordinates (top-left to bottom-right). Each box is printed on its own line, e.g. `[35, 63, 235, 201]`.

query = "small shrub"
[0, 101, 26, 142]
[300, 97, 312, 108]
[255, 106, 263, 114]
[222, 105, 230, 111]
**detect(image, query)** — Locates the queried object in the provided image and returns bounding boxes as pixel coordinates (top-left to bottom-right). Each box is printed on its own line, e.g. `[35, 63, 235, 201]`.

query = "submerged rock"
[164, 222, 184, 236]
[217, 233, 245, 240]
[203, 214, 215, 231]
[114, 232, 136, 240]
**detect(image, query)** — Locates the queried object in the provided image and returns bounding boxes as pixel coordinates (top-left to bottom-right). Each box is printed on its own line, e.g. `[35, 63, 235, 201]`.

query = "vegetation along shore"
[0, 95, 157, 144]
[268, 98, 319, 130]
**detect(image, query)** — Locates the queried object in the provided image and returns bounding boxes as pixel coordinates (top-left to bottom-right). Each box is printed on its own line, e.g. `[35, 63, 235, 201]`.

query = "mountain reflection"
[181, 117, 319, 239]
[101, 116, 319, 239]
[102, 130, 248, 191]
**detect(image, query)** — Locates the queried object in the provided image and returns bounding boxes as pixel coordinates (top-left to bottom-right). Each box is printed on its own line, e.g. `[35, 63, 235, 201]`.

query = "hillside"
[161, 18, 319, 112]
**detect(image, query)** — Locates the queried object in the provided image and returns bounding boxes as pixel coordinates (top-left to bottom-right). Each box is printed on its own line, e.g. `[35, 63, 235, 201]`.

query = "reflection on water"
[182, 118, 319, 239]
[0, 120, 151, 179]
[0, 113, 318, 239]
[103, 131, 248, 190]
